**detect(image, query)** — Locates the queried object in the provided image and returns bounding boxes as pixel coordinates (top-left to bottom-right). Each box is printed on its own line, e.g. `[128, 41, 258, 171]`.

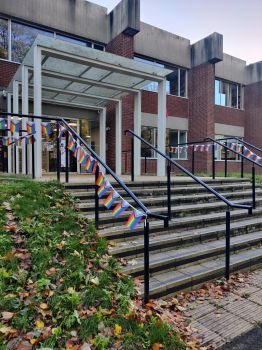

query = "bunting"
[2, 137, 10, 146]
[10, 120, 20, 134]
[126, 209, 144, 230]
[0, 118, 6, 130]
[113, 200, 130, 218]
[58, 125, 66, 140]
[97, 180, 111, 198]
[84, 155, 94, 172]
[96, 172, 105, 186]
[92, 161, 99, 175]
[26, 122, 36, 135]
[26, 135, 35, 145]
[14, 138, 22, 146]
[103, 191, 119, 209]
[72, 144, 80, 158]
[41, 122, 52, 136]
[67, 133, 77, 152]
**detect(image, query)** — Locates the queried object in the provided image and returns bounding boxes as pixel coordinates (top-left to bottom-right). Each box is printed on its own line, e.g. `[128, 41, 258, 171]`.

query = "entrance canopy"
[7, 35, 172, 177]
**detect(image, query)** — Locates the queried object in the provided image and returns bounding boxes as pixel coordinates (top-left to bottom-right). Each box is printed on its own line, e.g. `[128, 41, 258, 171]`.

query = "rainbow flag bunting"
[26, 122, 36, 135]
[97, 180, 111, 198]
[96, 172, 105, 186]
[14, 138, 22, 146]
[126, 209, 144, 230]
[85, 155, 95, 173]
[26, 135, 35, 145]
[41, 122, 52, 136]
[67, 134, 77, 152]
[103, 191, 119, 209]
[113, 200, 130, 218]
[0, 118, 6, 130]
[243, 147, 251, 158]
[92, 161, 99, 175]
[2, 137, 10, 146]
[10, 120, 20, 134]
[72, 145, 80, 158]
[79, 149, 88, 164]
[58, 125, 66, 139]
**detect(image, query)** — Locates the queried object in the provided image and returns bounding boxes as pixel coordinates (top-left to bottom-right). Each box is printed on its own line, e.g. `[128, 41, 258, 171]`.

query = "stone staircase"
[65, 177, 262, 298]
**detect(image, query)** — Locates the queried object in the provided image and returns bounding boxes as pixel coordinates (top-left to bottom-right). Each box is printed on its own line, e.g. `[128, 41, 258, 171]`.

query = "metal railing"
[125, 129, 253, 281]
[0, 111, 169, 303]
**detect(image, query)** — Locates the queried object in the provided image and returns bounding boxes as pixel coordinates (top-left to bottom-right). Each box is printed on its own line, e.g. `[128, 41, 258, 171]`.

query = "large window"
[134, 56, 187, 97]
[0, 17, 8, 59]
[215, 135, 243, 161]
[167, 129, 187, 160]
[0, 18, 105, 63]
[141, 127, 188, 160]
[215, 79, 243, 109]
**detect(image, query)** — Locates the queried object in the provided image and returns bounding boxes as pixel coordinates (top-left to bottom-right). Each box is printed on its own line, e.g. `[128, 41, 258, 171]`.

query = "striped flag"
[26, 122, 36, 134]
[10, 120, 20, 134]
[2, 137, 10, 146]
[126, 209, 144, 230]
[112, 199, 130, 218]
[41, 122, 52, 136]
[103, 191, 119, 209]
[0, 118, 6, 130]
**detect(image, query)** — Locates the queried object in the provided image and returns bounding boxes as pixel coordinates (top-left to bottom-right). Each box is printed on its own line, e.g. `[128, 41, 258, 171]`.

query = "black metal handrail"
[126, 129, 253, 282]
[1, 111, 169, 303]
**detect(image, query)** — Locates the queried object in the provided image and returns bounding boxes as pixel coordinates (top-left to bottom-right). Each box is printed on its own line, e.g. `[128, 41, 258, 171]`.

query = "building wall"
[0, 60, 19, 89]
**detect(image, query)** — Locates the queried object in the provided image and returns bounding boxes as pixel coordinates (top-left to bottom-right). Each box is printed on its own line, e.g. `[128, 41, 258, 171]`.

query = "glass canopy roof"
[8, 35, 172, 109]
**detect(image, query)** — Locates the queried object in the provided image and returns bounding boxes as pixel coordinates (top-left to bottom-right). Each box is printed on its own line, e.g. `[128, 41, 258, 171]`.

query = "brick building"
[0, 0, 261, 177]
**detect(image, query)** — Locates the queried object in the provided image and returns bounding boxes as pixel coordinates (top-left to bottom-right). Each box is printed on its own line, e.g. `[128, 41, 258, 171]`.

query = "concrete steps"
[66, 177, 262, 298]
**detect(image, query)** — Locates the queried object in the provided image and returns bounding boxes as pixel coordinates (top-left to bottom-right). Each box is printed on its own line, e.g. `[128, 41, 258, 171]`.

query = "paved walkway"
[220, 326, 262, 350]
[189, 270, 262, 349]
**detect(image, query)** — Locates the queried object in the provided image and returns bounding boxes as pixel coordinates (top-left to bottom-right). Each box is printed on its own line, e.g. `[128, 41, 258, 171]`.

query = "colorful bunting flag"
[58, 125, 66, 140]
[103, 191, 119, 209]
[10, 120, 20, 134]
[67, 134, 77, 152]
[0, 118, 6, 130]
[96, 172, 105, 186]
[92, 161, 99, 175]
[113, 200, 130, 218]
[14, 138, 22, 146]
[126, 209, 144, 230]
[2, 137, 10, 146]
[72, 145, 80, 158]
[26, 122, 36, 135]
[26, 135, 35, 145]
[41, 122, 52, 136]
[97, 180, 111, 198]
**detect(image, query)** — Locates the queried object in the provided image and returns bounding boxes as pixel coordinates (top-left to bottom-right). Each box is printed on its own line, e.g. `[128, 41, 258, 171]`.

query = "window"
[134, 56, 187, 97]
[56, 34, 87, 47]
[141, 126, 157, 158]
[0, 17, 8, 59]
[167, 129, 188, 160]
[215, 135, 243, 161]
[11, 22, 53, 63]
[215, 79, 243, 109]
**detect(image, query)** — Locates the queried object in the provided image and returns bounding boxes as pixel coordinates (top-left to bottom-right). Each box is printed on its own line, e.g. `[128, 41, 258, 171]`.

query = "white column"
[33, 45, 42, 178]
[7, 93, 12, 173]
[22, 66, 29, 175]
[99, 107, 106, 163]
[13, 80, 19, 174]
[134, 91, 141, 176]
[115, 100, 122, 175]
[157, 79, 167, 176]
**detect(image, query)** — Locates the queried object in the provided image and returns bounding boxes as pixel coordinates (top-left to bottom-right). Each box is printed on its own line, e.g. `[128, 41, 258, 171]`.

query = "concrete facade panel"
[134, 22, 191, 68]
[142, 113, 188, 130]
[215, 54, 246, 84]
[191, 32, 223, 67]
[215, 123, 244, 137]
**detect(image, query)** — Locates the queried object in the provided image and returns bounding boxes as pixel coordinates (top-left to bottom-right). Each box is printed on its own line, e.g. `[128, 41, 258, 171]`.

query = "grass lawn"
[0, 178, 185, 350]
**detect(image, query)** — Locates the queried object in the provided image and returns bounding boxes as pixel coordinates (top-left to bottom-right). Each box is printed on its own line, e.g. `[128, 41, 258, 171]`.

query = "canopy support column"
[115, 100, 122, 175]
[134, 91, 141, 176]
[157, 79, 166, 176]
[33, 45, 42, 178]
[7, 93, 12, 174]
[13, 80, 19, 174]
[22, 66, 29, 175]
[99, 107, 106, 164]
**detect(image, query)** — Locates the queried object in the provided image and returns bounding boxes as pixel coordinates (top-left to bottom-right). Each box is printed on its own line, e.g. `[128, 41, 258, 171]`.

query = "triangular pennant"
[112, 199, 130, 218]
[126, 209, 144, 230]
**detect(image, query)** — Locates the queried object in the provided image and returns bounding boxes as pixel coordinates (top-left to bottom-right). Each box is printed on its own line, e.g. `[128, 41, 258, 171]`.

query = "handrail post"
[65, 130, 69, 183]
[212, 143, 215, 179]
[167, 159, 171, 220]
[224, 146, 228, 178]
[241, 144, 244, 178]
[192, 146, 195, 175]
[131, 137, 134, 182]
[252, 165, 256, 209]
[225, 209, 231, 280]
[56, 121, 60, 182]
[32, 138, 35, 179]
[95, 165, 99, 229]
[144, 217, 150, 304]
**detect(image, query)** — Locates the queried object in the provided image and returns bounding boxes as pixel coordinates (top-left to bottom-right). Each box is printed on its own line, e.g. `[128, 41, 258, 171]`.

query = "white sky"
[91, 0, 262, 64]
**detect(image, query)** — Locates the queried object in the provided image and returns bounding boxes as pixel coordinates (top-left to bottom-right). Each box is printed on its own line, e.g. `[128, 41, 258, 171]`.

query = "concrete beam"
[215, 54, 246, 84]
[191, 32, 223, 67]
[108, 0, 140, 40]
[246, 61, 262, 85]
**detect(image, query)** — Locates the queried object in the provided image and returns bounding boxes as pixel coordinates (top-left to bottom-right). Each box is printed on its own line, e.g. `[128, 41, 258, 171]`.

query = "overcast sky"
[91, 0, 262, 64]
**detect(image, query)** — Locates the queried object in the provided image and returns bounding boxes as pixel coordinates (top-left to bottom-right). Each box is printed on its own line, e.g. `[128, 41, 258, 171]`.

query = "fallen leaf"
[114, 324, 122, 336]
[152, 343, 163, 350]
[35, 320, 45, 329]
[39, 303, 48, 310]
[1, 311, 14, 320]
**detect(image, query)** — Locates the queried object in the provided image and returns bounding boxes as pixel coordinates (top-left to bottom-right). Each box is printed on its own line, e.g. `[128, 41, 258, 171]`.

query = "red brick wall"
[106, 33, 134, 58]
[0, 60, 20, 88]
[188, 63, 215, 173]
[214, 105, 245, 127]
